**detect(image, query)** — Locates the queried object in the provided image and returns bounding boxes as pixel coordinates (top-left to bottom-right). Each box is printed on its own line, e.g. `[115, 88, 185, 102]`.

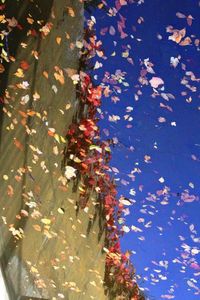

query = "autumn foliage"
[63, 4, 144, 298]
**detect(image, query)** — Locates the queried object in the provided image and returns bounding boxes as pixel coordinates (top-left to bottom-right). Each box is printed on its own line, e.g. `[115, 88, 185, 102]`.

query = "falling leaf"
[64, 166, 77, 180]
[149, 77, 164, 88]
[76, 40, 83, 48]
[57, 208, 65, 214]
[33, 224, 41, 232]
[187, 15, 194, 26]
[0, 63, 5, 73]
[40, 22, 53, 36]
[179, 37, 192, 46]
[109, 26, 116, 35]
[119, 197, 132, 206]
[176, 12, 186, 19]
[14, 68, 24, 78]
[67, 6, 75, 17]
[7, 185, 14, 197]
[158, 117, 166, 123]
[6, 17, 18, 27]
[43, 71, 49, 79]
[170, 56, 180, 68]
[41, 218, 51, 225]
[54, 67, 65, 84]
[0, 14, 6, 23]
[159, 177, 165, 183]
[14, 138, 24, 151]
[122, 225, 130, 233]
[168, 28, 186, 43]
[20, 60, 30, 70]
[56, 36, 62, 45]
[27, 17, 34, 24]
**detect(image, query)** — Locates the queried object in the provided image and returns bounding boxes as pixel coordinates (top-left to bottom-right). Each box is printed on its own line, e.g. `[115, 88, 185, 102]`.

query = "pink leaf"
[149, 77, 164, 88]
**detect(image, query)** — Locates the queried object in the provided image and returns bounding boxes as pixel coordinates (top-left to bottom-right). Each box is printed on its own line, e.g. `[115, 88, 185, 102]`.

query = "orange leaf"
[27, 111, 36, 116]
[27, 17, 34, 24]
[43, 71, 49, 79]
[18, 110, 28, 118]
[0, 63, 5, 73]
[21, 118, 27, 126]
[33, 224, 41, 232]
[179, 37, 192, 46]
[48, 130, 55, 137]
[81, 163, 88, 170]
[7, 185, 14, 197]
[54, 69, 65, 85]
[14, 138, 24, 151]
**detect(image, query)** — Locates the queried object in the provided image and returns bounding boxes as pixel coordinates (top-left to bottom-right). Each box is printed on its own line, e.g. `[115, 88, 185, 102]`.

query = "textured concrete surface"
[0, 1, 107, 299]
[0, 268, 9, 300]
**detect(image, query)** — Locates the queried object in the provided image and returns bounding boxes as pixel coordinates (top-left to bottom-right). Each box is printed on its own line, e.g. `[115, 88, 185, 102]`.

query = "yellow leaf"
[58, 208, 65, 214]
[0, 15, 6, 23]
[56, 36, 62, 45]
[105, 146, 111, 152]
[14, 68, 24, 78]
[54, 134, 60, 143]
[41, 218, 51, 225]
[60, 135, 66, 143]
[76, 41, 83, 48]
[73, 157, 81, 163]
[65, 103, 71, 110]
[30, 266, 38, 273]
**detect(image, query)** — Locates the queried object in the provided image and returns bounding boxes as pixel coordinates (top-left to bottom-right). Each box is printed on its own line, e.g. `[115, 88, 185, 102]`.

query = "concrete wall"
[0, 1, 107, 299]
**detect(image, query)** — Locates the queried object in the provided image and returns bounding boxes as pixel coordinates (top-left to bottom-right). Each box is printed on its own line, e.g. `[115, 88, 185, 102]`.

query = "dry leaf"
[176, 12, 186, 19]
[14, 68, 24, 78]
[54, 66, 65, 84]
[43, 71, 49, 79]
[149, 77, 164, 88]
[168, 28, 186, 43]
[64, 166, 77, 180]
[0, 63, 5, 73]
[41, 218, 51, 225]
[67, 6, 75, 17]
[14, 138, 24, 151]
[56, 36, 62, 45]
[33, 224, 41, 232]
[187, 15, 194, 26]
[7, 185, 14, 197]
[179, 37, 192, 46]
[20, 60, 30, 70]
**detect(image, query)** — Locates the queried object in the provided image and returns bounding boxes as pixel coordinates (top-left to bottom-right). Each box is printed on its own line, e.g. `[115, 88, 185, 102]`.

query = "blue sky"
[90, 0, 200, 298]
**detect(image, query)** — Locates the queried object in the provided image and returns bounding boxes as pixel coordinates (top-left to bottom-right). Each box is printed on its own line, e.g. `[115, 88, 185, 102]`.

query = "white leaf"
[64, 166, 77, 180]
